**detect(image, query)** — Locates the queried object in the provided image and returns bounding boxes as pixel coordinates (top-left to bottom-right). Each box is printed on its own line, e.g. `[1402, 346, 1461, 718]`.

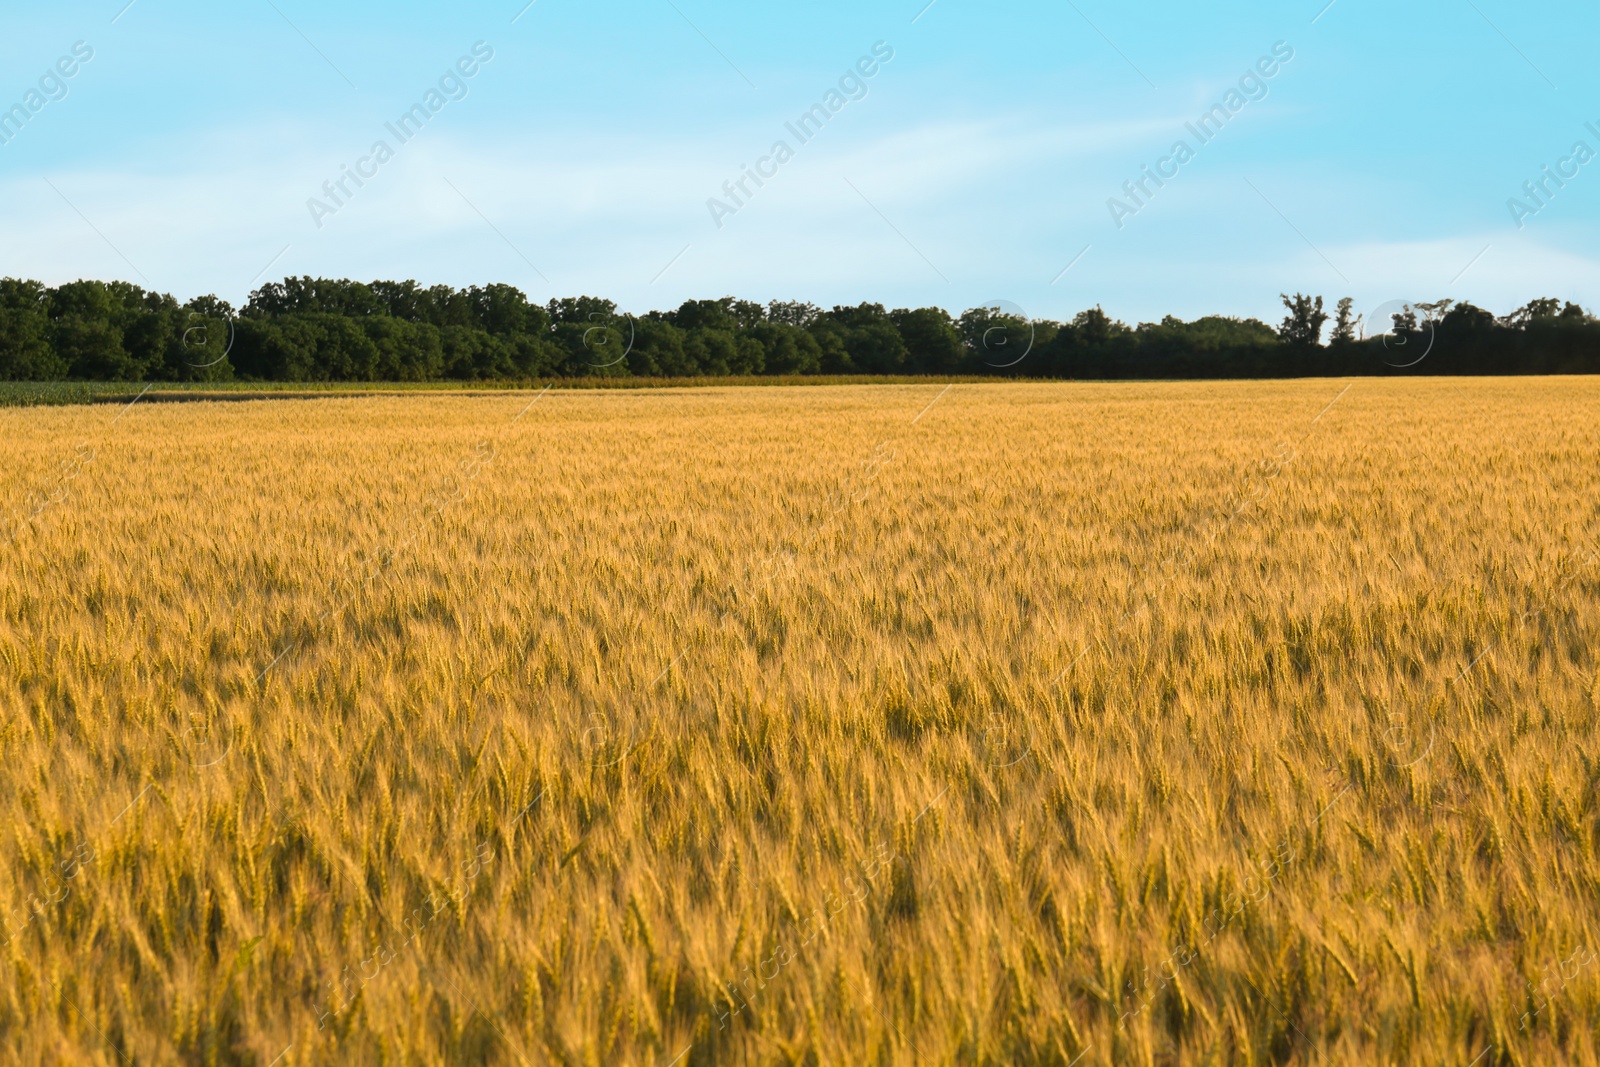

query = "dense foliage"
[2, 277, 1597, 380]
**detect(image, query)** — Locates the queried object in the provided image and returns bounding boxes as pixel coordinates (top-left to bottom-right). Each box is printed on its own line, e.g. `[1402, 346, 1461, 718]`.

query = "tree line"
[0, 277, 1596, 381]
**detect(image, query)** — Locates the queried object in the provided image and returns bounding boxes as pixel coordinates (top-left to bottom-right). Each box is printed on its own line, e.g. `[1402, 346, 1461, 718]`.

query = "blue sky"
[3, 0, 1598, 326]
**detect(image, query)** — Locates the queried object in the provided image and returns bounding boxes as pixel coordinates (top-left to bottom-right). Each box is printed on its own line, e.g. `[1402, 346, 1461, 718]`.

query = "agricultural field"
[0, 378, 1596, 1066]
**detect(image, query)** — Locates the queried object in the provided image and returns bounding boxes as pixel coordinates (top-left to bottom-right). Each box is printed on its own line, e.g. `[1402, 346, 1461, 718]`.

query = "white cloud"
[7, 103, 1592, 324]
[0, 111, 1155, 306]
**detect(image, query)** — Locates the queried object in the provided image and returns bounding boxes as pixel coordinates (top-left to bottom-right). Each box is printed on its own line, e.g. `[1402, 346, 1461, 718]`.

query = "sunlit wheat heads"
[0, 378, 1596, 1065]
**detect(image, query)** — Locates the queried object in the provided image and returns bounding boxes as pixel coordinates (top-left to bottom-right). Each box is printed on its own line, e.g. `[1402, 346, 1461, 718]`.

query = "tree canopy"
[1, 278, 1596, 381]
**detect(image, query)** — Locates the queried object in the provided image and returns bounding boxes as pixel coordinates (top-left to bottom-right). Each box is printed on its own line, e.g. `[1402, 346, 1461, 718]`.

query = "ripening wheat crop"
[0, 378, 1597, 1066]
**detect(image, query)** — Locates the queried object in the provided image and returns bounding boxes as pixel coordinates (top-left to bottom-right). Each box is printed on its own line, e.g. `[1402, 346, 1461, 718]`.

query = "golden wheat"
[0, 378, 1596, 1066]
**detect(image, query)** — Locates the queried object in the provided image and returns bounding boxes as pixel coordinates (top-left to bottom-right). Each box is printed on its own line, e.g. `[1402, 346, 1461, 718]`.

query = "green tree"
[363, 317, 444, 380]
[746, 322, 821, 375]
[891, 307, 964, 374]
[441, 326, 515, 379]
[1277, 293, 1327, 347]
[1504, 297, 1563, 328]
[768, 300, 820, 328]
[0, 279, 66, 379]
[625, 317, 692, 377]
[821, 304, 907, 374]
[684, 328, 737, 376]
[1330, 297, 1357, 345]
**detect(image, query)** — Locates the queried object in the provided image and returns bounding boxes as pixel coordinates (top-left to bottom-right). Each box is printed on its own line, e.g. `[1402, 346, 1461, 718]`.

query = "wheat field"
[0, 379, 1596, 1066]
